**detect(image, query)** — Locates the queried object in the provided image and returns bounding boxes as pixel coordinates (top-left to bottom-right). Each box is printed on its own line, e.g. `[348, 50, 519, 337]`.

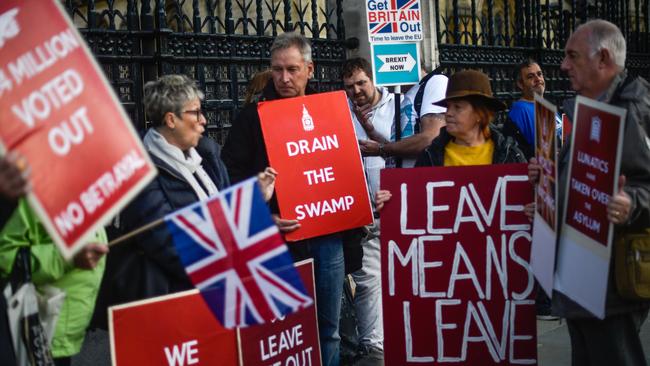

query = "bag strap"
[413, 69, 443, 134]
[9, 247, 31, 292]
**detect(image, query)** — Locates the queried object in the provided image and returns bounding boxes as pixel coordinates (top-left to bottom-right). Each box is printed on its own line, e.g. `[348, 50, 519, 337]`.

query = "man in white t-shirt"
[397, 71, 448, 167]
[352, 69, 448, 168]
[342, 57, 396, 365]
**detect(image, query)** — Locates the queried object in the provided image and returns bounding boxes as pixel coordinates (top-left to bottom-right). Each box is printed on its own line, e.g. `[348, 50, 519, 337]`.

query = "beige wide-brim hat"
[433, 69, 506, 111]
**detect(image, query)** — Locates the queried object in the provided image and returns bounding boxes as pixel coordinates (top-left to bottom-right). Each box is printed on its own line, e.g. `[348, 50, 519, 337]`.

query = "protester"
[222, 32, 345, 366]
[375, 69, 526, 210]
[416, 69, 526, 167]
[93, 74, 276, 328]
[341, 57, 394, 365]
[502, 59, 562, 159]
[354, 68, 448, 168]
[0, 152, 30, 365]
[0, 201, 108, 365]
[500, 59, 561, 320]
[396, 68, 448, 167]
[528, 19, 650, 365]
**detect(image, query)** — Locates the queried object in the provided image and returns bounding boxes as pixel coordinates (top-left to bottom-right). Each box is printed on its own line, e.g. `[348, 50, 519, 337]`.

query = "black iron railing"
[64, 0, 346, 144]
[434, 0, 650, 116]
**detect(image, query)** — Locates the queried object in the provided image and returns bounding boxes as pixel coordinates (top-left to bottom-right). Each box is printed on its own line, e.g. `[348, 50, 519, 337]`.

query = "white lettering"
[11, 69, 84, 128]
[388, 238, 418, 296]
[163, 340, 199, 366]
[426, 181, 454, 234]
[401, 183, 425, 235]
[54, 202, 84, 238]
[294, 195, 353, 220]
[286, 135, 339, 156]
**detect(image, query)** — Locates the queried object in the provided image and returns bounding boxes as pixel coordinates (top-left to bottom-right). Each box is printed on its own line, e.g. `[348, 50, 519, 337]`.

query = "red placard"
[239, 259, 321, 366]
[258, 91, 372, 241]
[109, 260, 320, 366]
[380, 164, 536, 365]
[534, 97, 558, 230]
[0, 0, 156, 258]
[565, 101, 624, 247]
[109, 290, 238, 366]
[531, 95, 559, 297]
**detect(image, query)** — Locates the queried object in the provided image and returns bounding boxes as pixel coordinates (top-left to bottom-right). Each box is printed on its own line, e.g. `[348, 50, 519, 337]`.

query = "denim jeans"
[300, 234, 345, 366]
[351, 234, 383, 350]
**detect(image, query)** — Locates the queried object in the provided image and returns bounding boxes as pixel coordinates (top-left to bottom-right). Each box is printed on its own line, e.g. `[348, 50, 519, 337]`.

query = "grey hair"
[143, 74, 204, 126]
[270, 32, 312, 62]
[578, 19, 626, 70]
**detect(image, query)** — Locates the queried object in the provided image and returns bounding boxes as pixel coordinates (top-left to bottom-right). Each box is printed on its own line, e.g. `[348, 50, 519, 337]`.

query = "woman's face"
[171, 98, 206, 151]
[444, 99, 481, 140]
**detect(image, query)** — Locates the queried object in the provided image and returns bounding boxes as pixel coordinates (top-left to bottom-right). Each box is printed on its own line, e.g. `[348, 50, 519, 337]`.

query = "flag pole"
[108, 217, 165, 247]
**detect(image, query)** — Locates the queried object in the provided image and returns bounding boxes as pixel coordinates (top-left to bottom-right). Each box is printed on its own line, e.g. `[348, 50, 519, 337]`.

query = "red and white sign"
[0, 0, 156, 258]
[380, 164, 537, 365]
[109, 290, 238, 366]
[556, 96, 626, 319]
[239, 259, 322, 366]
[366, 0, 423, 42]
[259, 91, 373, 241]
[531, 95, 559, 297]
[564, 98, 625, 247]
[109, 260, 320, 366]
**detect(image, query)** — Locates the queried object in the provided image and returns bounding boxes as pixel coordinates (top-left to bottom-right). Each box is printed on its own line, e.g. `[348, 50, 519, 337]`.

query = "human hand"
[257, 167, 277, 202]
[375, 189, 392, 212]
[0, 152, 30, 200]
[73, 243, 109, 270]
[358, 139, 380, 156]
[272, 214, 300, 233]
[354, 103, 374, 133]
[608, 175, 631, 225]
[528, 157, 542, 185]
[524, 202, 535, 222]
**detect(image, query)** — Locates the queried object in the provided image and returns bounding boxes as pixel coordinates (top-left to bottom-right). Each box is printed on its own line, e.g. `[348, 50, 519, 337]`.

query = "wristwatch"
[378, 143, 388, 158]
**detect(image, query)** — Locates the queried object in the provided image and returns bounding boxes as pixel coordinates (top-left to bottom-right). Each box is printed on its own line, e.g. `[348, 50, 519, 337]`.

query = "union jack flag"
[165, 177, 312, 328]
[369, 0, 419, 35]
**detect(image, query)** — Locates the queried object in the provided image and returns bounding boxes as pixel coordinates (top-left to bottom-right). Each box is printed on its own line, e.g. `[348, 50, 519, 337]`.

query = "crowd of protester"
[0, 19, 648, 366]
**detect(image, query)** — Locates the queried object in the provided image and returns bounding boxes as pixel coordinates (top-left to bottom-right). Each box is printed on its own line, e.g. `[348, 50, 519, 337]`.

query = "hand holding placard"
[0, 152, 30, 199]
[607, 175, 631, 224]
[272, 214, 301, 233]
[0, 1, 156, 258]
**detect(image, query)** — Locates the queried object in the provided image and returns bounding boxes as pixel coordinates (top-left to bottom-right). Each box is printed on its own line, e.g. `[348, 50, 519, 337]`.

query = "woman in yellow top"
[376, 69, 526, 208]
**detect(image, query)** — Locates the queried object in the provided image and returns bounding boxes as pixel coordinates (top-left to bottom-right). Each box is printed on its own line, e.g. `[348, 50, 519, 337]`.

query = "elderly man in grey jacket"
[531, 19, 650, 366]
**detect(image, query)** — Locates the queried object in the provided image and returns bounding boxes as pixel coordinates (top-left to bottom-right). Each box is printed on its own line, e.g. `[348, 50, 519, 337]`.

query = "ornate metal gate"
[63, 0, 346, 144]
[433, 0, 650, 115]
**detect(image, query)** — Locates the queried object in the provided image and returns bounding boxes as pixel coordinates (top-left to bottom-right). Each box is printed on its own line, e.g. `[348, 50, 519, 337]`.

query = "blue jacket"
[92, 134, 230, 328]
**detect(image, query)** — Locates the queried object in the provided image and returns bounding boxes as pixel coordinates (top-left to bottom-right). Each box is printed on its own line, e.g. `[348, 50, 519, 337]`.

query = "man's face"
[517, 63, 545, 100]
[343, 69, 376, 107]
[561, 28, 601, 97]
[271, 46, 314, 98]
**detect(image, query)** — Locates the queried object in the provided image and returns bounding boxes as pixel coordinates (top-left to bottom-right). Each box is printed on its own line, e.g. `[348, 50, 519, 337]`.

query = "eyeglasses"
[182, 109, 203, 121]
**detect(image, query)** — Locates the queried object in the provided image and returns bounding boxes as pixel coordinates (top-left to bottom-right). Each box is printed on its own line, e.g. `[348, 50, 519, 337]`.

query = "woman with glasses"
[92, 74, 275, 328]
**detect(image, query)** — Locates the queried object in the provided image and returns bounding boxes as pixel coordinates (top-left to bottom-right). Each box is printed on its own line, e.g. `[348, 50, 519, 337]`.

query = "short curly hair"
[341, 57, 373, 81]
[143, 74, 204, 126]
